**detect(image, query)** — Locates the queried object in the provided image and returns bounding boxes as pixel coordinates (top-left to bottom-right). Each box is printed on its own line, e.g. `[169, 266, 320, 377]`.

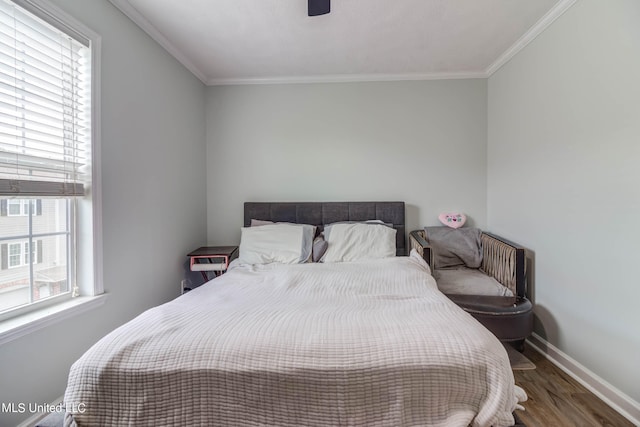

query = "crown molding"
[207, 71, 488, 86]
[110, 0, 576, 86]
[108, 0, 207, 84]
[485, 0, 577, 76]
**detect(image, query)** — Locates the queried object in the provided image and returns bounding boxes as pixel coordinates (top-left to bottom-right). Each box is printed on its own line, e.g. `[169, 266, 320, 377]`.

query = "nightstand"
[187, 246, 239, 282]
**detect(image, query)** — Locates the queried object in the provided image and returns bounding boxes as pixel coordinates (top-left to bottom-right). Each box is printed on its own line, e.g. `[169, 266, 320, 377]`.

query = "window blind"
[0, 0, 90, 196]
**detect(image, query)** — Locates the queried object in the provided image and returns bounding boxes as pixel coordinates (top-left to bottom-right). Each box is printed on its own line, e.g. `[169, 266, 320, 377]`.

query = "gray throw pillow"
[425, 226, 482, 269]
[312, 236, 328, 262]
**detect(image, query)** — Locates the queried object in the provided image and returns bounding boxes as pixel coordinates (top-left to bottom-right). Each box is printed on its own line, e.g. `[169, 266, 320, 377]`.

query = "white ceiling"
[109, 0, 576, 85]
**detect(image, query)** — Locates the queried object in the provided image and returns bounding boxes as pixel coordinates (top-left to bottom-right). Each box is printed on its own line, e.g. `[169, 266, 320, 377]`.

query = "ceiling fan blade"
[308, 0, 330, 16]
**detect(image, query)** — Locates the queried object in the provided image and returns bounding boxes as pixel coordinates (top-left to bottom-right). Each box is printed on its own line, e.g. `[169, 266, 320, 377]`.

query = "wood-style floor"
[513, 344, 634, 427]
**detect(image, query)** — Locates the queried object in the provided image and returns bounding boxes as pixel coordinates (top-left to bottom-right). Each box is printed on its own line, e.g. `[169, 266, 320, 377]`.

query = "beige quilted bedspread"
[64, 251, 525, 427]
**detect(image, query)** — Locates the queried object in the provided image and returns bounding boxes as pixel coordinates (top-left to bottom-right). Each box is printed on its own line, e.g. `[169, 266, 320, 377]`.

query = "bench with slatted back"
[410, 229, 533, 351]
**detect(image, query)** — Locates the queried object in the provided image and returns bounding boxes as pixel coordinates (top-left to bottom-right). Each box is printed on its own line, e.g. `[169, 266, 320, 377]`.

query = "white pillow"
[321, 223, 396, 262]
[238, 223, 315, 265]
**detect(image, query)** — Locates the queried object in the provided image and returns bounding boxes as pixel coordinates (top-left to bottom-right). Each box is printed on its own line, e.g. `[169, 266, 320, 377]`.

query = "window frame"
[7, 200, 21, 216]
[5, 239, 39, 268]
[8, 242, 22, 267]
[0, 0, 103, 335]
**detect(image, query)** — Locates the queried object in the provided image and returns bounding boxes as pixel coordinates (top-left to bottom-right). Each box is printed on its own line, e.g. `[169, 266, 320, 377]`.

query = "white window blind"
[0, 0, 90, 196]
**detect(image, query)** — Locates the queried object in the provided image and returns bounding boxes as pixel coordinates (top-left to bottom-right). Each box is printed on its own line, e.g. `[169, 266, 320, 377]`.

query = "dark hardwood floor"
[513, 345, 634, 427]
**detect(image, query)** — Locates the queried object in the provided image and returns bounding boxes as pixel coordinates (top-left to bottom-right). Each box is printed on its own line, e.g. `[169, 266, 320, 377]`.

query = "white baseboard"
[15, 395, 64, 427]
[527, 333, 640, 426]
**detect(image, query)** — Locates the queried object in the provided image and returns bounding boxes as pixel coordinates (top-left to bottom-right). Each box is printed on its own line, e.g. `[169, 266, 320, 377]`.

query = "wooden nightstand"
[187, 246, 239, 281]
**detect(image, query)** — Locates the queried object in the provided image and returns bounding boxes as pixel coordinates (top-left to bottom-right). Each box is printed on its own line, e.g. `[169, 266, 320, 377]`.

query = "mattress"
[64, 251, 525, 426]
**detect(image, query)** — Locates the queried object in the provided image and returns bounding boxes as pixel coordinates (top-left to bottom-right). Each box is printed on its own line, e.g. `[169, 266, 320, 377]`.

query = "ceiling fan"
[308, 0, 330, 16]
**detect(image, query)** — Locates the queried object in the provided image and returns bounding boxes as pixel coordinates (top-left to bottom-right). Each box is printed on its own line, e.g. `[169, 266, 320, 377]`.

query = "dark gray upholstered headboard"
[244, 202, 406, 256]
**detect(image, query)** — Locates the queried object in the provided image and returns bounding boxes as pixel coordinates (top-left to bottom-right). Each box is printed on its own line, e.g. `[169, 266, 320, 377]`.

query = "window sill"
[0, 294, 107, 345]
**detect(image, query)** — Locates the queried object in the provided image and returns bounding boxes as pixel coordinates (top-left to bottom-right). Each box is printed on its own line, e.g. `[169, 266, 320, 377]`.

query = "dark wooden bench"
[410, 229, 533, 351]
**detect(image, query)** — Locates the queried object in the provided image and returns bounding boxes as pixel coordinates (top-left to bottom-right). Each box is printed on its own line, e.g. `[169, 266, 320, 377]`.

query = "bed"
[63, 202, 526, 427]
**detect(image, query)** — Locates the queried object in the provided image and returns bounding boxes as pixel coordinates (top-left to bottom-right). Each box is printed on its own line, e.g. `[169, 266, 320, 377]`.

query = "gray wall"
[206, 80, 488, 244]
[5, 0, 638, 424]
[0, 0, 207, 425]
[488, 0, 639, 404]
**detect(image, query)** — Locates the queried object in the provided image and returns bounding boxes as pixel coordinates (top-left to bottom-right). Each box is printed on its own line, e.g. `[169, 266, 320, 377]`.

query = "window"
[0, 0, 101, 321]
[8, 242, 22, 267]
[8, 200, 25, 216]
[6, 239, 40, 267]
[6, 199, 41, 216]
